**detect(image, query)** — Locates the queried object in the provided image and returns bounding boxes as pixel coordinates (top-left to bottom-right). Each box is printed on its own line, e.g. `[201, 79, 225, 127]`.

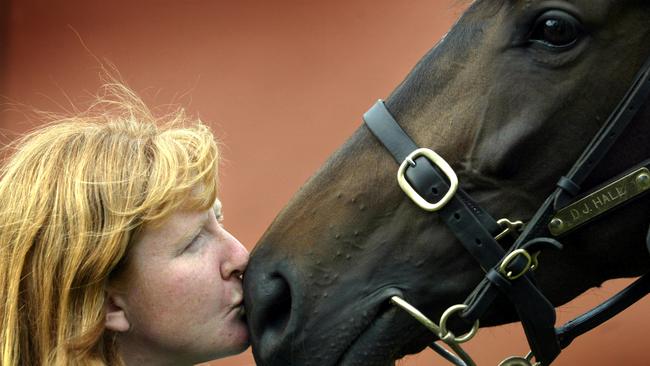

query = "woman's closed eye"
[183, 230, 206, 254]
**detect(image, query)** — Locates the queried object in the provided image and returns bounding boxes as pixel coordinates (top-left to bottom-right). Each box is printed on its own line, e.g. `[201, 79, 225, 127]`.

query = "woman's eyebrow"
[179, 214, 209, 244]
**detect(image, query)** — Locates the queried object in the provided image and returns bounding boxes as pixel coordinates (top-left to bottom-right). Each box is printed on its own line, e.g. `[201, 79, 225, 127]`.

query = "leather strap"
[364, 100, 561, 365]
[556, 176, 581, 197]
[556, 273, 650, 349]
[556, 224, 650, 348]
[404, 156, 505, 270]
[363, 96, 650, 365]
[462, 52, 650, 342]
[554, 54, 650, 209]
[363, 101, 419, 163]
[364, 102, 501, 236]
[361, 48, 650, 366]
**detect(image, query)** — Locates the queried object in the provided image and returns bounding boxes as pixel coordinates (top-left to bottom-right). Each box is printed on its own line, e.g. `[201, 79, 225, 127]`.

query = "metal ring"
[438, 304, 479, 344]
[498, 351, 539, 366]
[498, 356, 534, 366]
[498, 249, 532, 280]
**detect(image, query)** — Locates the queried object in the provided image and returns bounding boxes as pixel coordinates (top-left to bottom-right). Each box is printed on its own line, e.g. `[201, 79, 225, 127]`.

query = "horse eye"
[529, 10, 583, 49]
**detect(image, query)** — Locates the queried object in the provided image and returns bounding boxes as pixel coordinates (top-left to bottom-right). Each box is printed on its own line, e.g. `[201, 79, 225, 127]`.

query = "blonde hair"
[0, 83, 219, 365]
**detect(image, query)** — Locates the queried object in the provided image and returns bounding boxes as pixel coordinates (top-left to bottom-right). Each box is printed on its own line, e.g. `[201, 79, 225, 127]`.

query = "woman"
[0, 83, 249, 365]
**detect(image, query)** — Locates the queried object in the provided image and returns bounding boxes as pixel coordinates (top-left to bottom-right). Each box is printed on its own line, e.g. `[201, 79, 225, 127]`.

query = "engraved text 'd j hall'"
[549, 168, 650, 236]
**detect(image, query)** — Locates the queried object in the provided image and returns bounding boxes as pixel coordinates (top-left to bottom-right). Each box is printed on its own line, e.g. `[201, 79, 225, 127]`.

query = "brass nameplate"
[549, 167, 650, 236]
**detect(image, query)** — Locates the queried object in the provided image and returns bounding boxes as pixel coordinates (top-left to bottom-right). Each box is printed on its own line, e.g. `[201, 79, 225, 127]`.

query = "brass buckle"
[498, 249, 532, 280]
[397, 148, 458, 212]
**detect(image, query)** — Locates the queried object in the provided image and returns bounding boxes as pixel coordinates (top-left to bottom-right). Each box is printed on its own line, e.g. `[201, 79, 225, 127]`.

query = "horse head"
[245, 1, 650, 365]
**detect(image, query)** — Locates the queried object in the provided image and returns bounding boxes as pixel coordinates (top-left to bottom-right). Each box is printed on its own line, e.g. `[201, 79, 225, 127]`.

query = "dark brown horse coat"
[245, 1, 650, 365]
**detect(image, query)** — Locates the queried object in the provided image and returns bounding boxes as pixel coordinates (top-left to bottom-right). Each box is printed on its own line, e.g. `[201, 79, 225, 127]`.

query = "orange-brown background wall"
[1, 1, 648, 365]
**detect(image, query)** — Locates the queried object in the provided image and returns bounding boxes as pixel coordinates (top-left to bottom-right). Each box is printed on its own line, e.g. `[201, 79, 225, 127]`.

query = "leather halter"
[363, 52, 650, 365]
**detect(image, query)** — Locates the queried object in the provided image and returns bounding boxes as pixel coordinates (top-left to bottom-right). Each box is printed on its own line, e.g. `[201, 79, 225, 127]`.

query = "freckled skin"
[115, 206, 249, 366]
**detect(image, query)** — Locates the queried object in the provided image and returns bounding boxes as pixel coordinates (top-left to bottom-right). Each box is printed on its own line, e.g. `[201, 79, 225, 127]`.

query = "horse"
[243, 1, 650, 365]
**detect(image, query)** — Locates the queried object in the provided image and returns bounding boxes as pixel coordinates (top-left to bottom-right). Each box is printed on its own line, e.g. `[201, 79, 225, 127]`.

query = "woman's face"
[111, 201, 249, 365]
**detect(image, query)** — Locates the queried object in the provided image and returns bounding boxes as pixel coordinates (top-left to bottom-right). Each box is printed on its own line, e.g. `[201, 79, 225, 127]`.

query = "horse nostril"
[244, 268, 295, 360]
[262, 275, 292, 336]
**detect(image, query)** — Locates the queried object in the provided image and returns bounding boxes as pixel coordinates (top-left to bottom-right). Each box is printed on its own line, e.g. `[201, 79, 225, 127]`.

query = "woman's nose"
[220, 229, 249, 279]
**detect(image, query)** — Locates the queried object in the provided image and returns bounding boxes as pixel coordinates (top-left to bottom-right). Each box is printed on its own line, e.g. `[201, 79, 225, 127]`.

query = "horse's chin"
[335, 305, 396, 366]
[335, 294, 433, 366]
